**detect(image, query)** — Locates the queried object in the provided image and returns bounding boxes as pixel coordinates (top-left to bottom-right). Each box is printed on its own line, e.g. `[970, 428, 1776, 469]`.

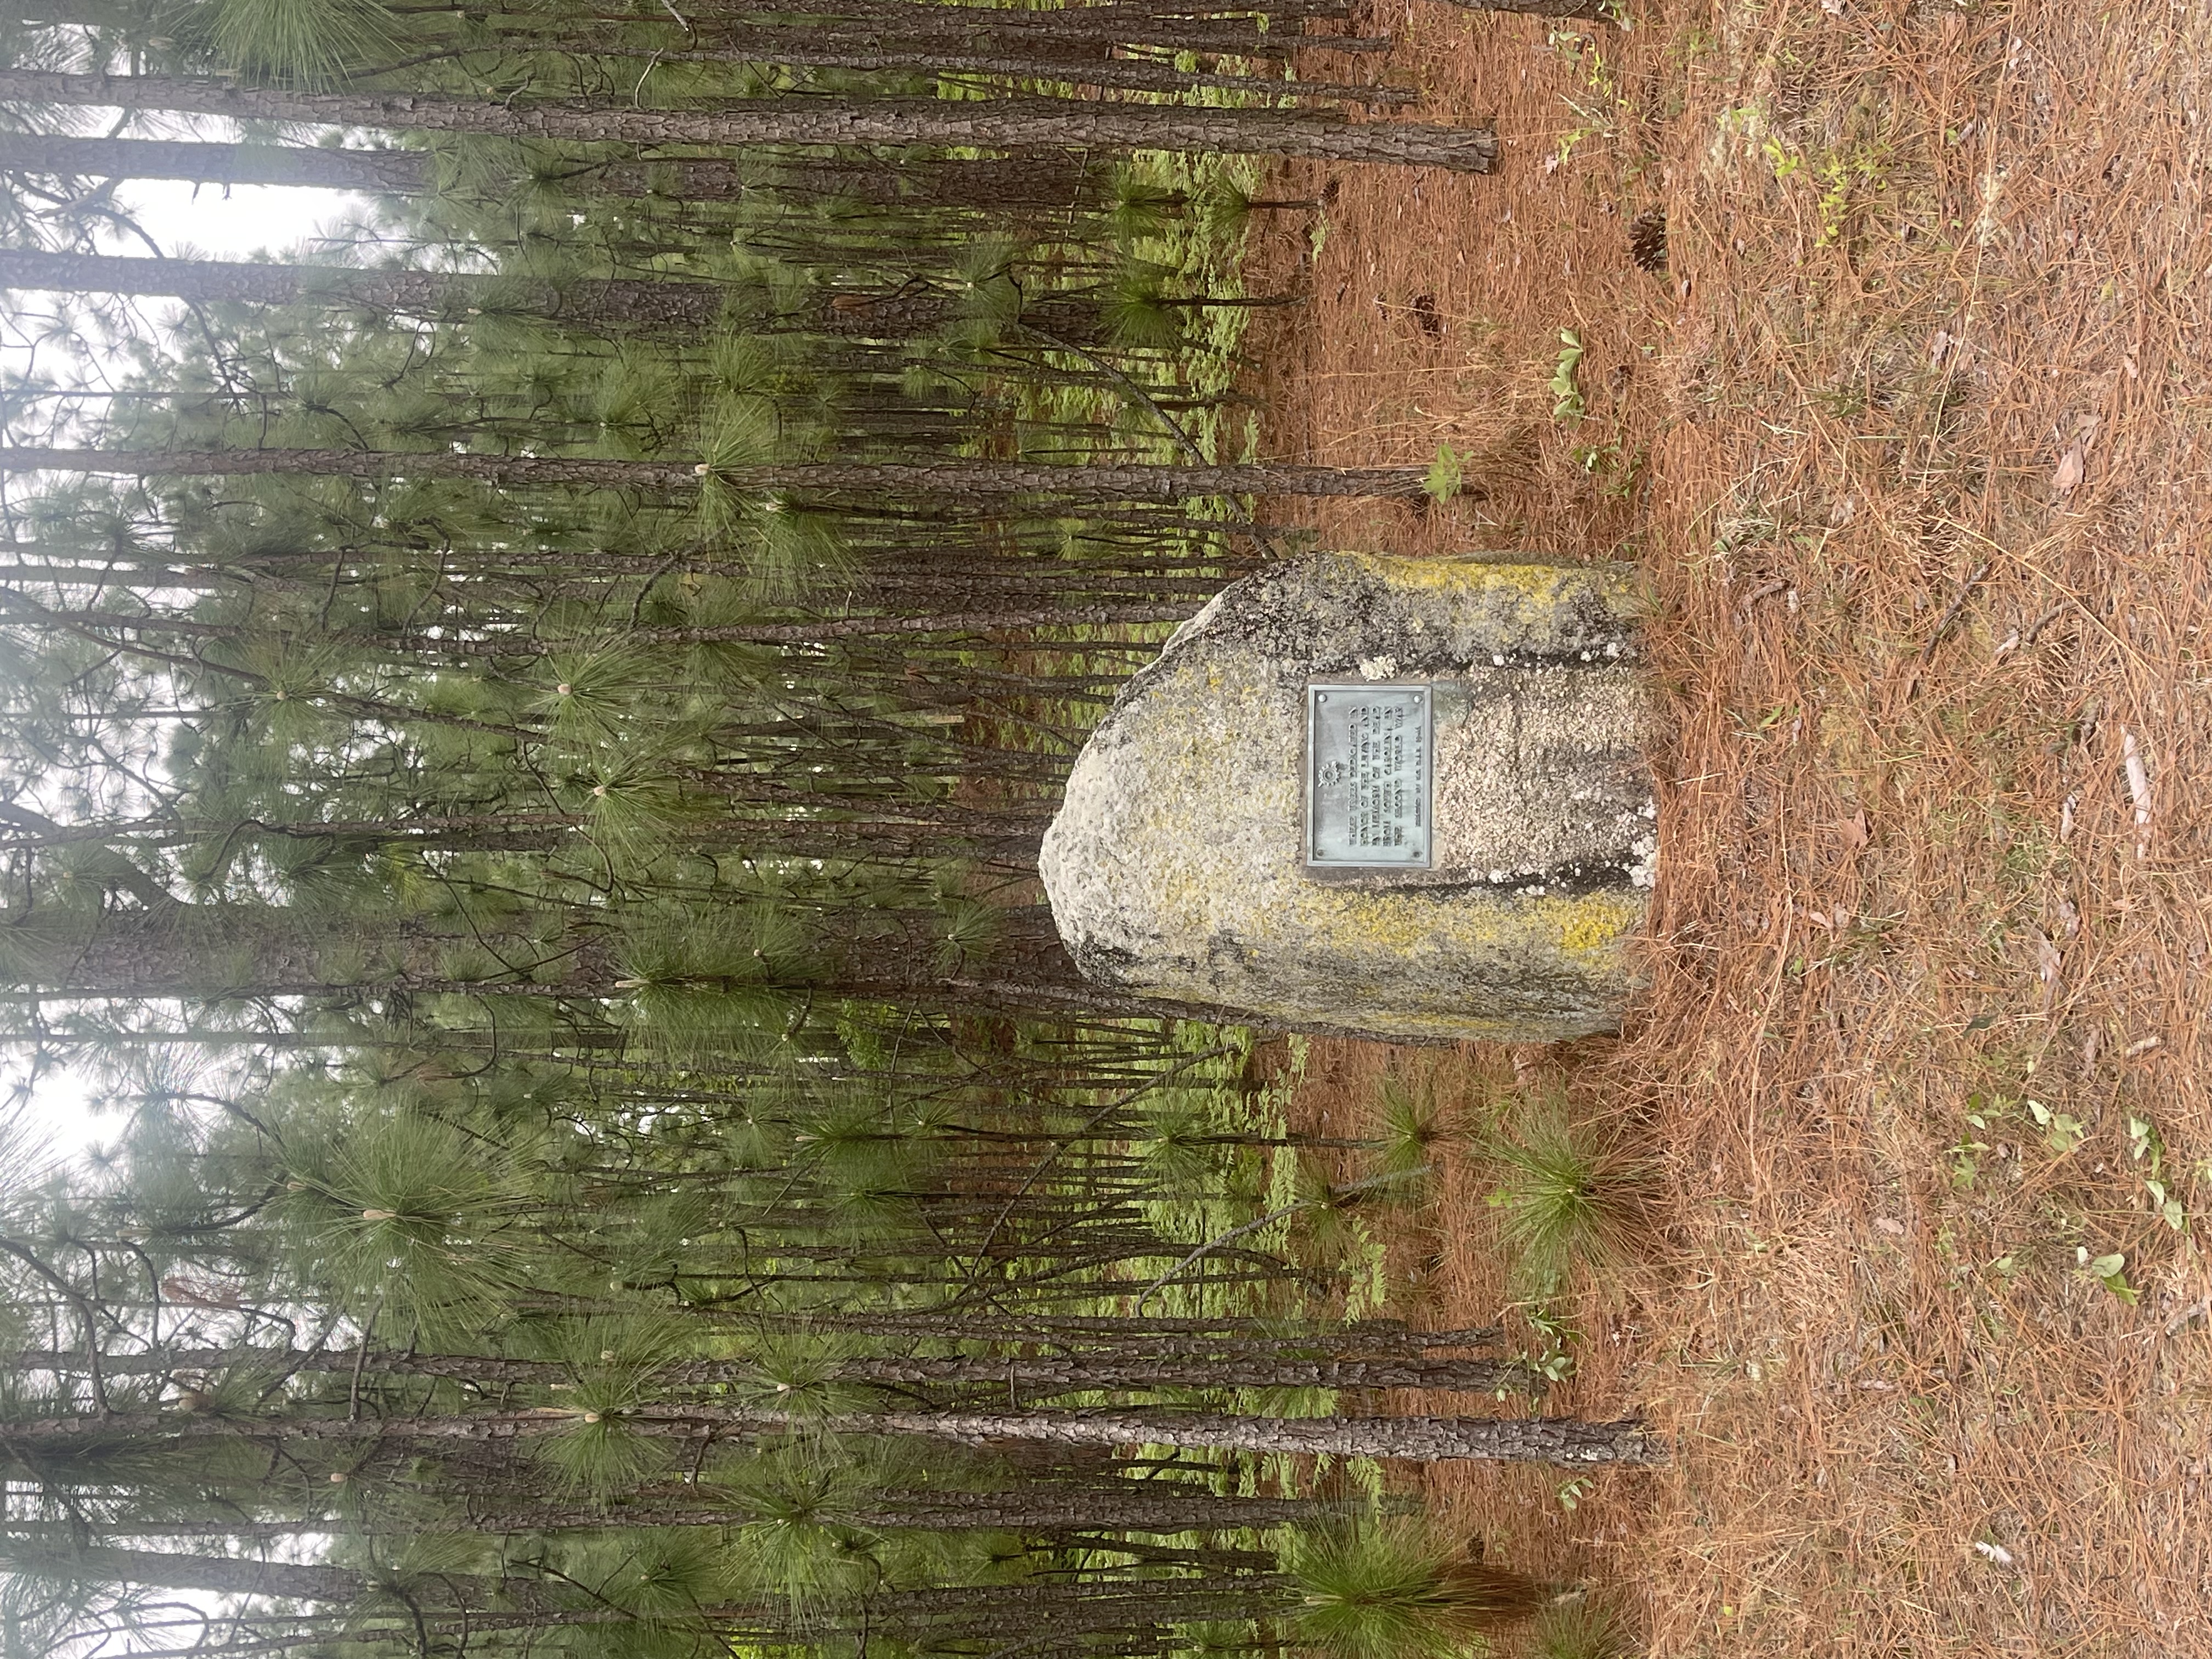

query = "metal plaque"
[1305, 684, 1432, 867]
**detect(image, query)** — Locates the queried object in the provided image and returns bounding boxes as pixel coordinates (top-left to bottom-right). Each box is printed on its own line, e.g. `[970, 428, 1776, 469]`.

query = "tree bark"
[0, 246, 729, 328]
[0, 905, 569, 1002]
[0, 134, 1105, 215]
[33, 1488, 1360, 1538]
[0, 131, 428, 194]
[729, 1312, 1506, 1352]
[16, 1344, 1524, 1394]
[0, 1544, 443, 1612]
[12, 595, 1196, 651]
[507, 31, 1407, 105]
[651, 0, 1378, 54]
[0, 445, 1431, 503]
[1441, 0, 1618, 16]
[0, 810, 1046, 869]
[0, 897, 1094, 1023]
[0, 1401, 1662, 1464]
[0, 1543, 1297, 1639]
[0, 899, 1361, 1032]
[873, 1403, 1658, 1463]
[0, 247, 1105, 342]
[0, 72, 1499, 173]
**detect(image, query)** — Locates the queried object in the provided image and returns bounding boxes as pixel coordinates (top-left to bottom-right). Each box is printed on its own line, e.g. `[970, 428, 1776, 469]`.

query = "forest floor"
[1245, 0, 2212, 1652]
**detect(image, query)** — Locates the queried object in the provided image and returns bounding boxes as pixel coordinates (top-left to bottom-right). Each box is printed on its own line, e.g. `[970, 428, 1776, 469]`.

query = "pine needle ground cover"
[1251, 1, 2212, 1652]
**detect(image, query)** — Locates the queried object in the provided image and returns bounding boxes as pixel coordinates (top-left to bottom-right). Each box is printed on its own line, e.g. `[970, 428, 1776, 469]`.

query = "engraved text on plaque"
[1305, 684, 1432, 867]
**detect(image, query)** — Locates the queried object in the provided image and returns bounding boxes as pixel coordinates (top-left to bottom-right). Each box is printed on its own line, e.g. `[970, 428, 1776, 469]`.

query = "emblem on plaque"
[1306, 685, 1432, 867]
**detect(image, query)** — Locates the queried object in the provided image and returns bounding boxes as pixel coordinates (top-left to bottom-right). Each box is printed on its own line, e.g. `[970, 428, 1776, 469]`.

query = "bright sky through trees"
[2, 162, 364, 1163]
[100, 177, 367, 259]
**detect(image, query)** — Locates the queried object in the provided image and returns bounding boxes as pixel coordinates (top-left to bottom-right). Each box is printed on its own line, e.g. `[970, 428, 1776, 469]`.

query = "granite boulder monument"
[1037, 551, 1654, 1042]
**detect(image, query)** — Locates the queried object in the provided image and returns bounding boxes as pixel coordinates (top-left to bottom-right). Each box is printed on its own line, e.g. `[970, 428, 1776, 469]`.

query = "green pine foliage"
[1286, 1523, 1548, 1659]
[206, 0, 398, 87]
[1528, 1599, 1637, 1659]
[1481, 1093, 1656, 1296]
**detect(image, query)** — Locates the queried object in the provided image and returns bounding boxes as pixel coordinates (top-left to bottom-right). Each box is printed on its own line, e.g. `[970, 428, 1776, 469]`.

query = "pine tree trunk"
[0, 247, 730, 328]
[26, 596, 1195, 651]
[0, 248, 1098, 341]
[509, 32, 1406, 104]
[0, 134, 1101, 214]
[0, 72, 1500, 173]
[2, 1401, 1662, 1464]
[730, 1311, 1505, 1353]
[1442, 0, 1618, 16]
[0, 444, 1431, 502]
[16, 1344, 1522, 1393]
[40, 1489, 1356, 1537]
[0, 900, 1375, 1032]
[0, 899, 1120, 1022]
[656, 0, 1374, 52]
[0, 810, 1045, 869]
[849, 1403, 1660, 1463]
[0, 1543, 1294, 1638]
[0, 1544, 594, 1617]
[0, 1545, 393, 1610]
[0, 131, 427, 194]
[0, 905, 573, 1002]
[838, 1353, 1527, 1391]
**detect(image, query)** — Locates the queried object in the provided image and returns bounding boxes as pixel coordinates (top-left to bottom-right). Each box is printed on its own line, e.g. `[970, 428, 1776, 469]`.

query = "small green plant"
[1286, 1524, 1547, 1659]
[1555, 1476, 1594, 1511]
[1133, 1099, 1222, 1195]
[2076, 1246, 2138, 1305]
[1517, 1301, 1580, 1386]
[1423, 443, 1467, 503]
[1814, 153, 1854, 244]
[2128, 1115, 2190, 1232]
[1483, 1094, 1650, 1295]
[1549, 331, 1586, 422]
[1098, 260, 1189, 349]
[1548, 29, 1623, 163]
[1104, 169, 1187, 241]
[1730, 701, 1796, 739]
[1372, 1071, 1447, 1182]
[1530, 1599, 1633, 1659]
[1944, 1129, 1991, 1190]
[1568, 438, 1643, 497]
[2027, 1098, 2087, 1155]
[1289, 1155, 1391, 1265]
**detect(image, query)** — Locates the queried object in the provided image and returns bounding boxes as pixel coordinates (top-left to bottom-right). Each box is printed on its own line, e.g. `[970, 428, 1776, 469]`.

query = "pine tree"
[0, 443, 1431, 501]
[0, 70, 1502, 172]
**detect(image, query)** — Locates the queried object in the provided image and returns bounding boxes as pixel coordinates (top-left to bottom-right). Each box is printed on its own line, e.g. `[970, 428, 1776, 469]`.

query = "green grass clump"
[1286, 1524, 1545, 1659]
[1483, 1093, 1653, 1296]
[1372, 1071, 1448, 1184]
[1528, 1599, 1633, 1659]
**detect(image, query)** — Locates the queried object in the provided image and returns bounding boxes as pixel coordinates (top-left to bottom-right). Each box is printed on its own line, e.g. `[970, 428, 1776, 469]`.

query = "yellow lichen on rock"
[1553, 892, 1643, 961]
